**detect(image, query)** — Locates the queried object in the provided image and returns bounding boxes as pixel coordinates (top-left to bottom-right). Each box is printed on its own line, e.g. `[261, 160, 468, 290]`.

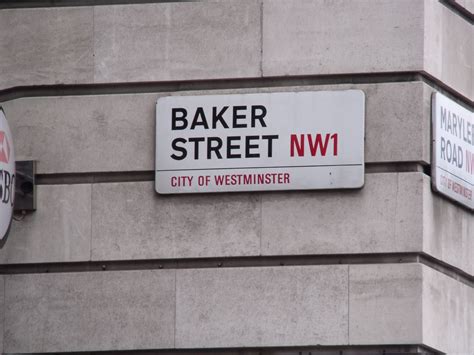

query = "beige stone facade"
[0, 1, 472, 354]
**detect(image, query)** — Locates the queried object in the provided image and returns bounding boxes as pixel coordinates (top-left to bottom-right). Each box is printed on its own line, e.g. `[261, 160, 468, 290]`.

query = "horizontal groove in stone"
[440, 0, 474, 23]
[0, 0, 198, 9]
[33, 163, 428, 185]
[365, 163, 428, 174]
[419, 253, 474, 288]
[419, 71, 473, 108]
[6, 345, 438, 355]
[2, 0, 470, 30]
[4, 0, 469, 26]
[36, 171, 155, 185]
[0, 253, 472, 288]
[0, 72, 472, 109]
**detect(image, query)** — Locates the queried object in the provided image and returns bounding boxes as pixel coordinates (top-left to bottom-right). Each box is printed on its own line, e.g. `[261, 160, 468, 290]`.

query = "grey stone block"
[261, 172, 423, 256]
[262, 0, 472, 98]
[0, 184, 91, 264]
[364, 82, 430, 164]
[424, 0, 473, 100]
[423, 172, 474, 276]
[349, 263, 423, 345]
[262, 0, 424, 76]
[0, 276, 3, 354]
[175, 265, 349, 348]
[0, 1, 471, 98]
[0, 7, 94, 91]
[422, 266, 473, 354]
[91, 181, 260, 260]
[471, 286, 474, 354]
[0, 1, 260, 90]
[3, 81, 430, 174]
[93, 0, 261, 83]
[3, 94, 157, 174]
[4, 270, 175, 353]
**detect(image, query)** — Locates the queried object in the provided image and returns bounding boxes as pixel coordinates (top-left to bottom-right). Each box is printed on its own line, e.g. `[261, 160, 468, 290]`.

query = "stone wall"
[0, 1, 472, 354]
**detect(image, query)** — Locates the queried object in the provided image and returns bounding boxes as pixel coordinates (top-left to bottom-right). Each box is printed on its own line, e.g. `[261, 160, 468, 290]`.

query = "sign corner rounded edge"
[356, 178, 365, 189]
[156, 96, 171, 106]
[155, 180, 170, 195]
[352, 89, 366, 99]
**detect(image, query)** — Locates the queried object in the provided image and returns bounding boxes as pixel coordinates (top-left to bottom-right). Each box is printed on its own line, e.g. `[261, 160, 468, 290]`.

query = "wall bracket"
[14, 160, 36, 212]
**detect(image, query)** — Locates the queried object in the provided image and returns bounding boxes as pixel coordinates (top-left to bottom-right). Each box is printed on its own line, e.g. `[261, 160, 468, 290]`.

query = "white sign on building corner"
[155, 90, 365, 194]
[0, 107, 15, 246]
[432, 92, 474, 211]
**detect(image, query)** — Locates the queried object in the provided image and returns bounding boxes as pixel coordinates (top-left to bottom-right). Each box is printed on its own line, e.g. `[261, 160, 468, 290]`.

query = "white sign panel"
[0, 107, 15, 245]
[156, 90, 365, 194]
[432, 93, 474, 210]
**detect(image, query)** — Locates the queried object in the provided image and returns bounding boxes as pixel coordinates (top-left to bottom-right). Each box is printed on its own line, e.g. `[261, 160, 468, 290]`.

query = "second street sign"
[432, 92, 473, 210]
[155, 90, 365, 194]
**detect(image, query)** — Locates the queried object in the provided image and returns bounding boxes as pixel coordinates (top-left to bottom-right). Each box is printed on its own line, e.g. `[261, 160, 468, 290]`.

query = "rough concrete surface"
[175, 265, 349, 348]
[422, 266, 473, 354]
[4, 270, 175, 353]
[471, 286, 474, 354]
[349, 263, 423, 345]
[93, 1, 261, 83]
[261, 173, 423, 256]
[0, 1, 260, 90]
[423, 174, 474, 276]
[0, 171, 471, 278]
[364, 82, 430, 164]
[0, 184, 91, 264]
[424, 0, 473, 100]
[262, 0, 424, 76]
[2, 94, 157, 174]
[0, 7, 94, 90]
[1, 263, 472, 353]
[91, 181, 260, 260]
[0, 1, 470, 97]
[0, 276, 3, 354]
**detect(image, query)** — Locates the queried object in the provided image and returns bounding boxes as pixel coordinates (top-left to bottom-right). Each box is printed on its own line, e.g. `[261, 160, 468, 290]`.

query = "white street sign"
[156, 90, 365, 194]
[432, 92, 473, 210]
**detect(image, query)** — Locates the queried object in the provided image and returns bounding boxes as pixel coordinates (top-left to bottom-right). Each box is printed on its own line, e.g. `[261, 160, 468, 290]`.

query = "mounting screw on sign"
[0, 107, 15, 248]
